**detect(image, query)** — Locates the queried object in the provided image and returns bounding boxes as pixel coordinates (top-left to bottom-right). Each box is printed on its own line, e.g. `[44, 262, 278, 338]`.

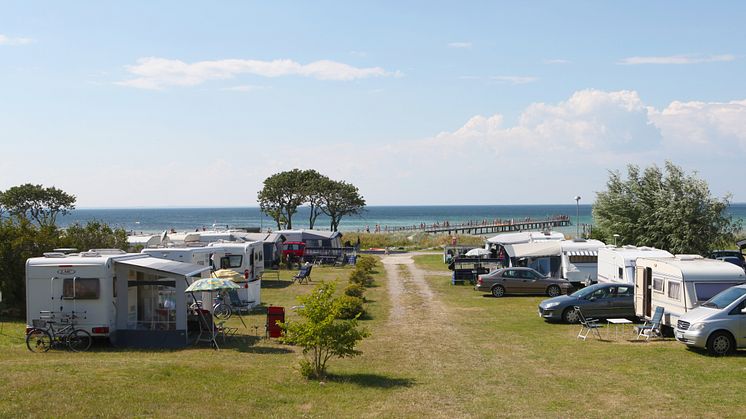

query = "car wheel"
[491, 285, 505, 298]
[562, 307, 580, 324]
[706, 331, 735, 356]
[546, 285, 562, 297]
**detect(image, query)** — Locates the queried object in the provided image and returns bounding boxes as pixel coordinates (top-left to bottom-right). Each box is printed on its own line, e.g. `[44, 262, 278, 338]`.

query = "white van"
[634, 256, 746, 329]
[674, 284, 746, 355]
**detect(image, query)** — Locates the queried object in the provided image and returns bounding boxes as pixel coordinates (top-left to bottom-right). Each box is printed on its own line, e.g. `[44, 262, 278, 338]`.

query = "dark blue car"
[538, 283, 635, 323]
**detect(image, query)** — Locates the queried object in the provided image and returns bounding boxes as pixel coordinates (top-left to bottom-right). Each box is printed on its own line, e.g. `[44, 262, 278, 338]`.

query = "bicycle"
[212, 292, 232, 320]
[26, 311, 92, 353]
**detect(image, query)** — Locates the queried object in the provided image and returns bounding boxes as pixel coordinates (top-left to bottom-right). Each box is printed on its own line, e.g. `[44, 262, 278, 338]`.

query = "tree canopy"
[0, 183, 76, 227]
[592, 162, 741, 254]
[257, 169, 365, 231]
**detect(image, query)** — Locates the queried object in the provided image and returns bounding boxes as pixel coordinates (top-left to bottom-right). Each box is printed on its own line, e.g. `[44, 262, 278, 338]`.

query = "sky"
[1, 1, 745, 207]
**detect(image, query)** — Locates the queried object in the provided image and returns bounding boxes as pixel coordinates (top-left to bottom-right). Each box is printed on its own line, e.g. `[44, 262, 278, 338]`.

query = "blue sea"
[57, 204, 746, 236]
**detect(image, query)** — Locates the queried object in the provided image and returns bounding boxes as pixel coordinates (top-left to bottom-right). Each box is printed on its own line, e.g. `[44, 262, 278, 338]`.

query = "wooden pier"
[422, 217, 571, 235]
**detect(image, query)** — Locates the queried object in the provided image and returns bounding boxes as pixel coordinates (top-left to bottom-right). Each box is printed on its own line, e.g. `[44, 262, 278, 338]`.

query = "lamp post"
[613, 234, 620, 247]
[574, 196, 581, 238]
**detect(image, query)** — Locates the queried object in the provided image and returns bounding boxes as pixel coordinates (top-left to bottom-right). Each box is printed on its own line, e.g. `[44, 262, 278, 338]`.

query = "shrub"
[349, 268, 373, 287]
[355, 255, 377, 273]
[335, 295, 365, 320]
[344, 283, 366, 300]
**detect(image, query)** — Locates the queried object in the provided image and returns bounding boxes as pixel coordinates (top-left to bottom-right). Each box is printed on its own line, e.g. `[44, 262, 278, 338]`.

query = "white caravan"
[597, 246, 674, 285]
[25, 250, 210, 345]
[559, 239, 606, 284]
[142, 241, 264, 308]
[634, 255, 746, 328]
[500, 238, 604, 284]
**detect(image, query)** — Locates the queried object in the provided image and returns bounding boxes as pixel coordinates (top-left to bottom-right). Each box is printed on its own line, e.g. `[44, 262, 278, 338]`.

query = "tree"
[301, 170, 328, 229]
[257, 169, 307, 229]
[593, 162, 741, 254]
[60, 221, 129, 251]
[320, 180, 366, 232]
[0, 184, 76, 227]
[281, 282, 369, 379]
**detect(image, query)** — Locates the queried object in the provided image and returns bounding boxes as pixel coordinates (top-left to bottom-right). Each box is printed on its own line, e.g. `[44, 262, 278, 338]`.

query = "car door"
[612, 285, 635, 318]
[501, 269, 521, 293]
[524, 270, 546, 293]
[584, 287, 611, 317]
[732, 296, 746, 348]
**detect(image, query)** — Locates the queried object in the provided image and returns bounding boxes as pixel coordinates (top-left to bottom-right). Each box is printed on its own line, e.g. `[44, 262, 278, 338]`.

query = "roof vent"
[80, 251, 101, 257]
[622, 245, 637, 250]
[53, 248, 78, 254]
[89, 249, 126, 255]
[43, 252, 67, 258]
[676, 254, 702, 261]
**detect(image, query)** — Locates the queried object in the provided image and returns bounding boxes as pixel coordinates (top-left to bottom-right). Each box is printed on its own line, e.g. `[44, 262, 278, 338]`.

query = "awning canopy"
[115, 257, 211, 278]
[504, 241, 562, 258]
[566, 250, 598, 257]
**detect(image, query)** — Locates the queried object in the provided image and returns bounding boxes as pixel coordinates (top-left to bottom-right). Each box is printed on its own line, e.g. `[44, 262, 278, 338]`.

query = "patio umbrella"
[212, 269, 244, 282]
[465, 248, 490, 257]
[185, 277, 240, 293]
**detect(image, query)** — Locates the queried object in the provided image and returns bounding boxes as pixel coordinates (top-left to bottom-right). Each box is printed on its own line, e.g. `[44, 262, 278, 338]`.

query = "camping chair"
[294, 265, 312, 284]
[575, 306, 603, 341]
[226, 289, 252, 314]
[195, 309, 220, 350]
[636, 306, 665, 341]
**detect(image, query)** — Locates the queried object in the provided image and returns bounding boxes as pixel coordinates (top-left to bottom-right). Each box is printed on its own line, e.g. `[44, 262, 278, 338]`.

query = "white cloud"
[0, 34, 34, 46]
[618, 54, 735, 65]
[118, 57, 398, 89]
[220, 84, 269, 92]
[490, 75, 539, 85]
[650, 99, 746, 150]
[447, 42, 472, 49]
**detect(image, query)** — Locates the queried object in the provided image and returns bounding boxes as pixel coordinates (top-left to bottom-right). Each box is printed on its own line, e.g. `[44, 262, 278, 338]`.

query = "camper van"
[142, 241, 264, 308]
[597, 246, 674, 285]
[26, 250, 210, 347]
[634, 255, 746, 329]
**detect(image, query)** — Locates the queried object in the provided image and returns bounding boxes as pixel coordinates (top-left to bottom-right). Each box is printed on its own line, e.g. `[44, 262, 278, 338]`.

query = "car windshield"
[570, 283, 605, 298]
[701, 287, 746, 309]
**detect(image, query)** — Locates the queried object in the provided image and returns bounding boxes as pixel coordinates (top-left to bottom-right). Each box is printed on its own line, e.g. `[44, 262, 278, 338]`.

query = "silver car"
[474, 267, 572, 298]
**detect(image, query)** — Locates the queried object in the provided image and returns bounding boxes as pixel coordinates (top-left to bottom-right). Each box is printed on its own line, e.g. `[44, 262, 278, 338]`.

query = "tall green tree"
[280, 282, 369, 379]
[320, 180, 366, 232]
[0, 184, 76, 227]
[257, 169, 307, 229]
[593, 162, 741, 254]
[301, 170, 328, 229]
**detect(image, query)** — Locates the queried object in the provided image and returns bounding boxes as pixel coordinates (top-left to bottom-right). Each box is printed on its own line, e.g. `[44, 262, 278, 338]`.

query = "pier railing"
[366, 216, 571, 235]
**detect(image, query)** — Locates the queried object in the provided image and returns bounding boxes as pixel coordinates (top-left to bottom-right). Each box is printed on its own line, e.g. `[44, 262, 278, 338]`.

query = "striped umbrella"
[185, 277, 241, 293]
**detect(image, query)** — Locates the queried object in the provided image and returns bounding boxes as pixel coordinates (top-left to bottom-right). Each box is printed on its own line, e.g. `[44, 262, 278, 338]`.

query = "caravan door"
[634, 266, 653, 319]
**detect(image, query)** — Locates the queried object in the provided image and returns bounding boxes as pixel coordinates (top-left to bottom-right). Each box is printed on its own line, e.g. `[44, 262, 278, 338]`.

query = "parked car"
[537, 283, 635, 323]
[474, 267, 571, 298]
[674, 284, 746, 356]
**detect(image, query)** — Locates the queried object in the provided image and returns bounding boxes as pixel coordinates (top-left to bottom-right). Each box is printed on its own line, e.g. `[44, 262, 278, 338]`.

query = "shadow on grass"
[327, 373, 416, 388]
[261, 280, 294, 289]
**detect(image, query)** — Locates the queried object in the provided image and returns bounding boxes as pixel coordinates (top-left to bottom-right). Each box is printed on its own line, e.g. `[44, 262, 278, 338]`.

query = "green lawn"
[0, 256, 744, 418]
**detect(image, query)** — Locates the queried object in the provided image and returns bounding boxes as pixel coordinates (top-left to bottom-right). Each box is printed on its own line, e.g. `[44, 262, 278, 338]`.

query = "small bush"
[344, 283, 366, 300]
[355, 255, 377, 273]
[336, 295, 365, 320]
[298, 359, 316, 379]
[349, 268, 373, 287]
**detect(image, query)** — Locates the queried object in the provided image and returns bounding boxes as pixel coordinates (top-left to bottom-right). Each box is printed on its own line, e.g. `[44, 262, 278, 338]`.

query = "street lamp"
[574, 196, 581, 238]
[613, 234, 620, 247]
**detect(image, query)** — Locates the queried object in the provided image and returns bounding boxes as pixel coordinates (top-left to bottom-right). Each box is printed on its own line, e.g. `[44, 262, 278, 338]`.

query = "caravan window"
[667, 281, 681, 301]
[569, 255, 597, 264]
[220, 255, 243, 269]
[695, 283, 742, 302]
[653, 278, 664, 293]
[62, 278, 100, 299]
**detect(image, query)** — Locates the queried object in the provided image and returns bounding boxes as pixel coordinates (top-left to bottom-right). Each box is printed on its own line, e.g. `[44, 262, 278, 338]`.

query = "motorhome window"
[62, 278, 100, 299]
[667, 281, 681, 301]
[695, 283, 743, 302]
[569, 255, 597, 264]
[652, 278, 664, 293]
[220, 255, 243, 269]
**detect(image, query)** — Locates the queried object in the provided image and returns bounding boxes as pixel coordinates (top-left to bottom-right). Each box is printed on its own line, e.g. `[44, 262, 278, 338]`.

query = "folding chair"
[575, 306, 603, 340]
[294, 265, 312, 284]
[226, 289, 253, 314]
[636, 306, 665, 341]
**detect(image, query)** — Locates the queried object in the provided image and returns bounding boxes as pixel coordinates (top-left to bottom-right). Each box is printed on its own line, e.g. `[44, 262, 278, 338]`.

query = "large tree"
[593, 162, 741, 254]
[0, 184, 76, 227]
[60, 221, 129, 251]
[320, 180, 366, 232]
[301, 170, 328, 229]
[257, 169, 307, 229]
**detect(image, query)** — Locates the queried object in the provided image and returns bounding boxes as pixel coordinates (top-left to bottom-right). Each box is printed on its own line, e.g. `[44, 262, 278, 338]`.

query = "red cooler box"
[266, 306, 285, 338]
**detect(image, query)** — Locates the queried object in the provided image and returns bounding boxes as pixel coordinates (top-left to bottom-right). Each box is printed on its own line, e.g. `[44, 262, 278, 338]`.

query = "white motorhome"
[142, 240, 264, 308]
[634, 255, 746, 329]
[559, 239, 606, 284]
[26, 250, 210, 347]
[597, 246, 674, 285]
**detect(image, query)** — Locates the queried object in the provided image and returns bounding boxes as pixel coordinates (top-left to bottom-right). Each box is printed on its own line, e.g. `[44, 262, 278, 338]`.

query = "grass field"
[1, 255, 744, 418]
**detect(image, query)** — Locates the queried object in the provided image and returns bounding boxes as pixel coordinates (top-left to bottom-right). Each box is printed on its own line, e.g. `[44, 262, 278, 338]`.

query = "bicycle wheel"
[66, 329, 92, 352]
[213, 303, 232, 320]
[26, 329, 52, 353]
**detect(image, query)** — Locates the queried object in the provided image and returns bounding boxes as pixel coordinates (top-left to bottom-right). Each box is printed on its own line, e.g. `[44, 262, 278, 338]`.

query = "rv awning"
[566, 250, 598, 257]
[115, 258, 211, 278]
[504, 241, 562, 258]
